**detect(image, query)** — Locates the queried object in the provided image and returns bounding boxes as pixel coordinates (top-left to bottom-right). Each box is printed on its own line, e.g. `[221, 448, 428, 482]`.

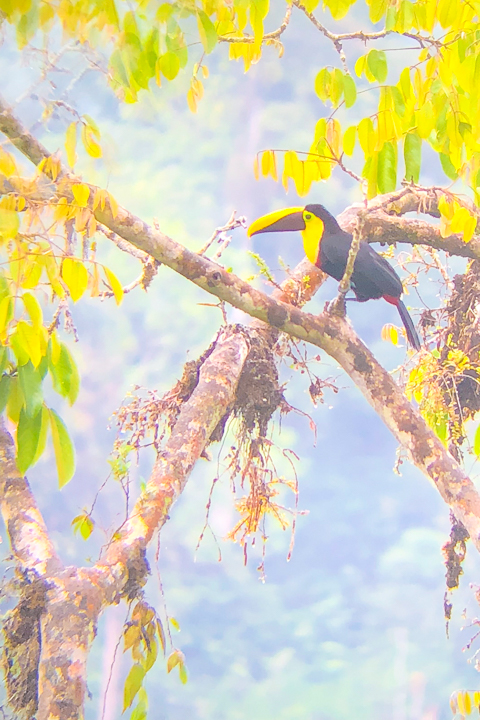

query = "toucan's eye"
[305, 213, 312, 220]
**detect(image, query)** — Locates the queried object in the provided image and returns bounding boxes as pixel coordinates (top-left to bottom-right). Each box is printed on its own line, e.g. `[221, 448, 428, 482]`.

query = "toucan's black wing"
[319, 231, 403, 301]
[351, 244, 403, 301]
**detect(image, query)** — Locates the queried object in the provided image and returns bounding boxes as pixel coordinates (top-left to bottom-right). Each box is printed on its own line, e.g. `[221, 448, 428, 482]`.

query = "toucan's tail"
[396, 299, 421, 351]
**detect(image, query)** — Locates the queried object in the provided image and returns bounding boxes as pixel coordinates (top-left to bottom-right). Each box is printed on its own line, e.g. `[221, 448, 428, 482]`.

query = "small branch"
[218, 4, 292, 43]
[198, 211, 247, 256]
[292, 0, 441, 48]
[330, 210, 367, 316]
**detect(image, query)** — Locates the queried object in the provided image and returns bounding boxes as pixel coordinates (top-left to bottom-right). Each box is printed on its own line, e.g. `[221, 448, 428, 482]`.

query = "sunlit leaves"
[315, 68, 357, 108]
[48, 341, 80, 406]
[72, 512, 95, 540]
[438, 195, 477, 242]
[0, 206, 19, 241]
[377, 141, 397, 193]
[450, 690, 480, 718]
[404, 132, 421, 183]
[61, 257, 89, 302]
[16, 405, 48, 474]
[123, 665, 145, 712]
[157, 52, 180, 81]
[197, 10, 217, 53]
[103, 265, 124, 305]
[48, 407, 75, 487]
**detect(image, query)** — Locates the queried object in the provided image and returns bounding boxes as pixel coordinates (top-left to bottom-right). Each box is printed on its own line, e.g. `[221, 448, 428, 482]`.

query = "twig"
[218, 4, 292, 43]
[198, 211, 247, 256]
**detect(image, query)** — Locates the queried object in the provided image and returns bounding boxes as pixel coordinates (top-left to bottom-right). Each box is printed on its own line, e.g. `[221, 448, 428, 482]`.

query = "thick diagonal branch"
[94, 326, 250, 587]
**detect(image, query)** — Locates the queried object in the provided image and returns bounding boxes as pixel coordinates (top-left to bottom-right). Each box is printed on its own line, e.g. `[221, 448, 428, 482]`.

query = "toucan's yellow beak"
[247, 207, 305, 237]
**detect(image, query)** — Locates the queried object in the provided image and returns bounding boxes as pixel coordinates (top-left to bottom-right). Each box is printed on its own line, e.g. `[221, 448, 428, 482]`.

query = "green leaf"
[18, 361, 43, 418]
[197, 10, 217, 54]
[144, 637, 158, 671]
[0, 374, 12, 413]
[343, 74, 357, 107]
[123, 664, 145, 712]
[369, 0, 387, 22]
[0, 345, 8, 376]
[71, 513, 95, 540]
[48, 408, 75, 488]
[377, 141, 397, 193]
[48, 343, 80, 405]
[130, 701, 147, 720]
[404, 132, 421, 183]
[440, 152, 458, 181]
[314, 68, 331, 101]
[330, 68, 344, 106]
[16, 405, 44, 474]
[367, 49, 388, 83]
[158, 52, 180, 81]
[7, 376, 23, 423]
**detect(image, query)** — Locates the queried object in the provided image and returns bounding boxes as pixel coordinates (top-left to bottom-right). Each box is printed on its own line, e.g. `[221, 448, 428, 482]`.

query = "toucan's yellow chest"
[301, 215, 324, 265]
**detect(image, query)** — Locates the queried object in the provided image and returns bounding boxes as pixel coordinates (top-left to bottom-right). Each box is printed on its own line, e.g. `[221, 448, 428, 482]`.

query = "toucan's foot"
[327, 293, 347, 317]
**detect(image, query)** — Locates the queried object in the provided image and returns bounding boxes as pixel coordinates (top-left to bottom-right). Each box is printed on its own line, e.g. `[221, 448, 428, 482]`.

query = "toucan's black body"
[249, 203, 421, 350]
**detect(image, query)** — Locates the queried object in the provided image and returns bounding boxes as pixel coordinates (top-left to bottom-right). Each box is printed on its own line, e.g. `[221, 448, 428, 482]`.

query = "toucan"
[248, 203, 421, 351]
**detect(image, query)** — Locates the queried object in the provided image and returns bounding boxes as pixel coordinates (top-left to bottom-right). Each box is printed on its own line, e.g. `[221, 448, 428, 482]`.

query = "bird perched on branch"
[248, 203, 421, 351]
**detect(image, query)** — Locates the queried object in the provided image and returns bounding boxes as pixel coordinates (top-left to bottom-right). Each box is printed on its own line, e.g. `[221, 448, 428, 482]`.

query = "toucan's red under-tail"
[385, 296, 421, 351]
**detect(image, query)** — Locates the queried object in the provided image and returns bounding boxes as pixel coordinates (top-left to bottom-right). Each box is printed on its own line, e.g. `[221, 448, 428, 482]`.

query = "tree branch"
[94, 326, 250, 588]
[0, 419, 61, 575]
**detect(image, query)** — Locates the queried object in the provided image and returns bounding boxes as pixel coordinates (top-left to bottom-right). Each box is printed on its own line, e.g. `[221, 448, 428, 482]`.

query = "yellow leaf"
[21, 257, 43, 289]
[103, 266, 124, 305]
[89, 263, 100, 297]
[0, 147, 16, 177]
[65, 122, 77, 168]
[42, 254, 66, 299]
[107, 192, 118, 219]
[61, 258, 89, 303]
[22, 292, 43, 327]
[16, 320, 43, 368]
[187, 87, 198, 113]
[253, 154, 260, 181]
[343, 126, 356, 156]
[381, 323, 399, 345]
[81, 123, 102, 158]
[261, 150, 271, 177]
[0, 295, 13, 340]
[438, 194, 454, 220]
[72, 183, 90, 208]
[74, 207, 90, 234]
[462, 213, 477, 243]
